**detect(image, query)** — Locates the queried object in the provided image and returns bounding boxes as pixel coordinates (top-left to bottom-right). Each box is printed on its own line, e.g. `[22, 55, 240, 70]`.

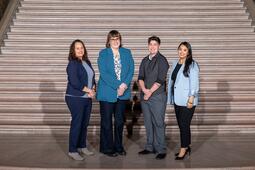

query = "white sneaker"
[78, 148, 94, 156]
[68, 152, 84, 161]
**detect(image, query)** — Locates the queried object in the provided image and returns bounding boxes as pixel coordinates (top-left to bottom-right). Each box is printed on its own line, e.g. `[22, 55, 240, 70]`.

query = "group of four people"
[65, 30, 199, 161]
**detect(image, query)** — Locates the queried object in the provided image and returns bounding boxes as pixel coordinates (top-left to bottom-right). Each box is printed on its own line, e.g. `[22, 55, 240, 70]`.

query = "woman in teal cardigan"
[97, 30, 134, 157]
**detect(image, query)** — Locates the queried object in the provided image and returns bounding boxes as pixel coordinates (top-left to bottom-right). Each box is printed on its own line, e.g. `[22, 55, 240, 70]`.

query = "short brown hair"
[148, 35, 161, 45]
[105, 30, 122, 48]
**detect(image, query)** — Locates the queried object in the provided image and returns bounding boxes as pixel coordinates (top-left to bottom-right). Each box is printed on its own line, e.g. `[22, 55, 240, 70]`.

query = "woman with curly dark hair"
[65, 39, 96, 160]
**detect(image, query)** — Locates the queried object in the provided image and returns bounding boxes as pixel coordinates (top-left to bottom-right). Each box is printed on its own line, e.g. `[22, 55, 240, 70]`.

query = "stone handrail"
[242, 0, 255, 28]
[0, 0, 20, 52]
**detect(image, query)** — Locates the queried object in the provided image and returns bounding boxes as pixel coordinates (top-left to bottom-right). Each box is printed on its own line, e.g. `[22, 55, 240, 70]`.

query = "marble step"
[1, 124, 254, 135]
[11, 24, 252, 30]
[0, 73, 254, 80]
[4, 35, 255, 41]
[19, 5, 245, 10]
[0, 102, 254, 113]
[0, 82, 254, 91]
[1, 59, 255, 66]
[0, 91, 254, 101]
[0, 113, 255, 126]
[0, 68, 253, 74]
[22, 0, 242, 2]
[1, 53, 255, 59]
[13, 14, 250, 21]
[8, 29, 255, 35]
[4, 41, 255, 47]
[2, 47, 255, 54]
[20, 1, 244, 6]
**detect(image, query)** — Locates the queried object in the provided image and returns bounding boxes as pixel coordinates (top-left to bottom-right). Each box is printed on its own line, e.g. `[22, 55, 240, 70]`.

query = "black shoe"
[175, 146, 191, 156]
[103, 152, 118, 157]
[155, 153, 166, 160]
[117, 150, 127, 156]
[138, 149, 154, 155]
[175, 147, 191, 160]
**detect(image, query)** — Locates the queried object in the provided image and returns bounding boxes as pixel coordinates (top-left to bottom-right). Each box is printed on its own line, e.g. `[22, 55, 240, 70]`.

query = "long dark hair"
[105, 30, 122, 48]
[68, 39, 89, 62]
[178, 41, 194, 77]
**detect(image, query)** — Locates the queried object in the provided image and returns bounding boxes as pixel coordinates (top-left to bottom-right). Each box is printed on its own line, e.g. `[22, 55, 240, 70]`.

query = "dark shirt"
[171, 63, 182, 95]
[138, 52, 169, 96]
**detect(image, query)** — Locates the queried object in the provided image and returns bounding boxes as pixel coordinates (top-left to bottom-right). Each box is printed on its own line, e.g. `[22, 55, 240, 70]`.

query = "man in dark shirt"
[138, 36, 169, 160]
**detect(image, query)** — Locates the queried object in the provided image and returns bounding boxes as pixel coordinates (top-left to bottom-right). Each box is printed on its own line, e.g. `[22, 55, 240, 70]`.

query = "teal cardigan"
[96, 47, 134, 102]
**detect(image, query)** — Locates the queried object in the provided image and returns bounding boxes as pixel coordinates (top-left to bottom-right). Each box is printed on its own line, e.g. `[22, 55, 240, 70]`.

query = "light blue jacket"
[96, 47, 134, 102]
[167, 59, 199, 106]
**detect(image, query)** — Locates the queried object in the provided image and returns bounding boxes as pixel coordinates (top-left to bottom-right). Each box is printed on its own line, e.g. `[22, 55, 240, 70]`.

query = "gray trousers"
[141, 92, 167, 154]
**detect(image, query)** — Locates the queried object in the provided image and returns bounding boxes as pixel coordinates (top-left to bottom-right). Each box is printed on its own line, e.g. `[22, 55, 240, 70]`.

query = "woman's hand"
[118, 83, 127, 96]
[187, 96, 194, 108]
[83, 86, 95, 98]
[187, 102, 193, 109]
[119, 83, 127, 90]
[87, 89, 95, 98]
[117, 87, 125, 96]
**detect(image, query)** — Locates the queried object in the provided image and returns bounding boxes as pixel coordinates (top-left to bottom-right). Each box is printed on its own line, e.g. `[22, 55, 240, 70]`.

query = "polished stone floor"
[0, 133, 255, 170]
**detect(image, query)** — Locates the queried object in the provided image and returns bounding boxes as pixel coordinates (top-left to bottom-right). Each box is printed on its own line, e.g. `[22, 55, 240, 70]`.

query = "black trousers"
[174, 104, 196, 148]
[99, 99, 127, 153]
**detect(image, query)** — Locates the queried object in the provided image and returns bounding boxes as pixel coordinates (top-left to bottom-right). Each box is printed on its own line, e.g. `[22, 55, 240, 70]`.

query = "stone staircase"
[0, 0, 255, 135]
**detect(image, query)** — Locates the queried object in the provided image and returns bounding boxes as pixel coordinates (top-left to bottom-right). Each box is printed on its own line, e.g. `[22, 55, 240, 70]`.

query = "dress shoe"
[155, 153, 166, 160]
[138, 149, 154, 155]
[117, 150, 127, 156]
[175, 146, 191, 156]
[175, 147, 191, 160]
[103, 152, 118, 157]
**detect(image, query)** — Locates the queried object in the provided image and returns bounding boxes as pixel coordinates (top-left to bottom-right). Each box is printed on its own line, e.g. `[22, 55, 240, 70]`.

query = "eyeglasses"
[110, 37, 120, 41]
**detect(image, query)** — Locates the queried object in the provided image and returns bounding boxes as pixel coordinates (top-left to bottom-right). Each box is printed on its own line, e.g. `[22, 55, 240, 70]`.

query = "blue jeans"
[99, 99, 126, 153]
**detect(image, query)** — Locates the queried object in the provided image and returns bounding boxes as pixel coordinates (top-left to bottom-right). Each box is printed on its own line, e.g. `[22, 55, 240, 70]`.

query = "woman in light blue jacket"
[167, 41, 199, 160]
[97, 30, 134, 157]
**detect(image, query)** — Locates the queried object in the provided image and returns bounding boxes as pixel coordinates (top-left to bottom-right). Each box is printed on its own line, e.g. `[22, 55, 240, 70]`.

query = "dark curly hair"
[68, 39, 88, 62]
